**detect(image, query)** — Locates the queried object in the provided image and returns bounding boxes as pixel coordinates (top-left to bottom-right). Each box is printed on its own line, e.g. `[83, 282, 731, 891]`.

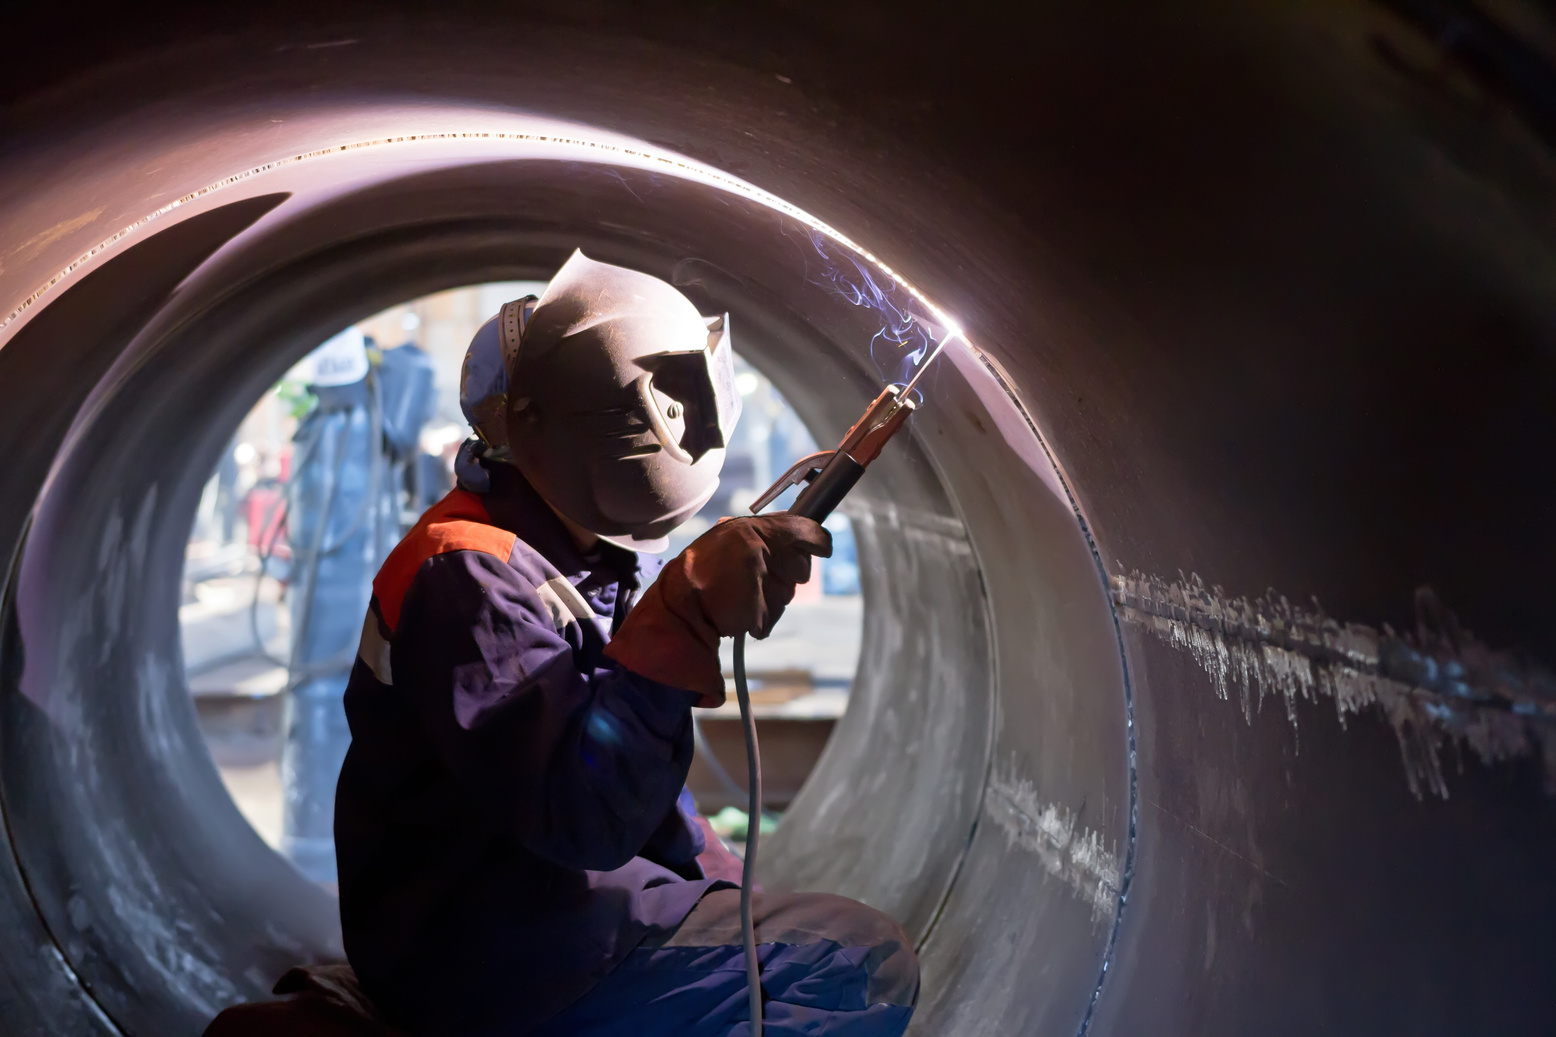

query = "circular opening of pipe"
[1, 116, 1125, 1036]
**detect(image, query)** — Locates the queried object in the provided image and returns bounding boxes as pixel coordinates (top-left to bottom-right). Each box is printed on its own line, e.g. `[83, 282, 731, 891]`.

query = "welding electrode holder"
[747, 384, 916, 524]
[789, 453, 865, 521]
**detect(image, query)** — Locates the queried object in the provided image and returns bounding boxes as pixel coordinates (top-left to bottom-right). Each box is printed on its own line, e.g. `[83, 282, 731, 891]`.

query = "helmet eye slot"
[635, 350, 729, 463]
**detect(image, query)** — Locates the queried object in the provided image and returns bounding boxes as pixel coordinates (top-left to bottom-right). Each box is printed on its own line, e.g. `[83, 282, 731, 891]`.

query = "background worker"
[332, 252, 920, 1036]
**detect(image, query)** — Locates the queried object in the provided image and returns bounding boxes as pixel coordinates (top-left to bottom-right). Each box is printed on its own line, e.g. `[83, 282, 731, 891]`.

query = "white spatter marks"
[106, 879, 236, 1014]
[52, 484, 238, 1010]
[984, 760, 1120, 923]
[1113, 570, 1556, 799]
[38, 943, 120, 1029]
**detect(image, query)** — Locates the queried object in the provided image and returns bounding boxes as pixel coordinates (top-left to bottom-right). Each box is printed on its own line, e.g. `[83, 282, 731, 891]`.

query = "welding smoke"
[800, 227, 947, 395]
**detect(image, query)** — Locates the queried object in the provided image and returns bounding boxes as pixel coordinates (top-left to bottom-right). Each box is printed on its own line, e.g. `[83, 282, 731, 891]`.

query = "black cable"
[247, 490, 292, 669]
[244, 395, 331, 671]
[734, 631, 764, 1036]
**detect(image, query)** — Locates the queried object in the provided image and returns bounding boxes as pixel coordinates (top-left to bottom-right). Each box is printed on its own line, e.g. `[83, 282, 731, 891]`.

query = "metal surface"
[0, 3, 1551, 1036]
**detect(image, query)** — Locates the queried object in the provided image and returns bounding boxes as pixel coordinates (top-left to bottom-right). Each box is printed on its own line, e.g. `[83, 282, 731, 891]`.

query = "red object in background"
[246, 485, 288, 558]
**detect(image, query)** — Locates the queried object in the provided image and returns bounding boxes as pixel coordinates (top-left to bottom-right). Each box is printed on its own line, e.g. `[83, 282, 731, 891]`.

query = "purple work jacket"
[334, 465, 730, 1035]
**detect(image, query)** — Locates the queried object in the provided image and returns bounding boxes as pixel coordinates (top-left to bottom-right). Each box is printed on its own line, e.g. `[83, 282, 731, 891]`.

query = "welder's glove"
[604, 515, 832, 707]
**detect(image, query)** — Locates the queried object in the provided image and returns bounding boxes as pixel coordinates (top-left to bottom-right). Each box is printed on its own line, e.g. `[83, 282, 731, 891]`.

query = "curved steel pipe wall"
[0, 4, 1553, 1035]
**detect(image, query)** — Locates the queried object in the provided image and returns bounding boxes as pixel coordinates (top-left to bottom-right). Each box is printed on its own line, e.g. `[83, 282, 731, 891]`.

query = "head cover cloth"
[457, 297, 536, 493]
[458, 250, 740, 552]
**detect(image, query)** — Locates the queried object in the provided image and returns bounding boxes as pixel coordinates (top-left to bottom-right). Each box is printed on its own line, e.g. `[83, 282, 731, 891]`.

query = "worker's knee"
[865, 917, 919, 1009]
[791, 892, 917, 1009]
[658, 888, 919, 1008]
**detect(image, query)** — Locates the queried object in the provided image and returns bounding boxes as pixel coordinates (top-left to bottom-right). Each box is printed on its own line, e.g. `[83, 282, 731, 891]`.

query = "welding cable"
[733, 631, 765, 1036]
[723, 327, 955, 1037]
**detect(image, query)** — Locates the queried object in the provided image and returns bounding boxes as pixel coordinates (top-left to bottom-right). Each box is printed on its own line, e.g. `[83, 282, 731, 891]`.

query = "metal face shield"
[477, 250, 739, 552]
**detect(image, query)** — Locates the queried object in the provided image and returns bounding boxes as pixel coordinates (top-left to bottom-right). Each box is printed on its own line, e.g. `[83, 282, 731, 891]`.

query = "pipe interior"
[0, 143, 1124, 1035]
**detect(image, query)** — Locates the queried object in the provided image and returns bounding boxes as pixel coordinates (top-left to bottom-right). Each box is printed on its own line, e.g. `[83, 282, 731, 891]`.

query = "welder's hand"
[680, 515, 833, 639]
[604, 515, 832, 706]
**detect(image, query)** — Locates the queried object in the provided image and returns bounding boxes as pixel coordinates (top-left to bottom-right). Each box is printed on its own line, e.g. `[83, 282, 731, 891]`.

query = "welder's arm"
[638, 788, 707, 879]
[605, 514, 832, 707]
[392, 551, 700, 872]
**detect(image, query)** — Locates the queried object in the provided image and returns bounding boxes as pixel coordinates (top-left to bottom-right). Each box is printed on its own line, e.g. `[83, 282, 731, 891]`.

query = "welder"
[332, 252, 919, 1037]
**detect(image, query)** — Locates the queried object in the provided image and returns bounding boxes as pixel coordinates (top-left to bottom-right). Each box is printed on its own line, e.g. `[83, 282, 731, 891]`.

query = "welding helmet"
[460, 250, 740, 551]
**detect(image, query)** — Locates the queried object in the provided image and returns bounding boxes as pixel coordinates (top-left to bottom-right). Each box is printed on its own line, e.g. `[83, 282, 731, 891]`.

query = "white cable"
[733, 632, 764, 1036]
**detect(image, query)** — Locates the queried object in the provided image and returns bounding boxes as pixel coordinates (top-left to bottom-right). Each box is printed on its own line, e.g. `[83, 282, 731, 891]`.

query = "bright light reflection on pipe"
[1, 122, 973, 367]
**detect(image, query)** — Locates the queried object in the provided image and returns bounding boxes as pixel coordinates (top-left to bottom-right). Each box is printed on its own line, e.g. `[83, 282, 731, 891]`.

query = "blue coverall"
[333, 461, 917, 1036]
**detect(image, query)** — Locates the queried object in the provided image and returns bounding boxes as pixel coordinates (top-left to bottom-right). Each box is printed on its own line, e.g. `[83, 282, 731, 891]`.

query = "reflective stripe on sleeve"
[534, 576, 596, 632]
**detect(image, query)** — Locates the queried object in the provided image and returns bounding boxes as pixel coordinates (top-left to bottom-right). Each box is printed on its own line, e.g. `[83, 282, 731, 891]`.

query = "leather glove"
[604, 515, 832, 706]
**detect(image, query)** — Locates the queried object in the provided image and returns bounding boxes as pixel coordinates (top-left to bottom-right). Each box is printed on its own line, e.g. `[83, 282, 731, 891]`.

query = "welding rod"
[897, 327, 959, 400]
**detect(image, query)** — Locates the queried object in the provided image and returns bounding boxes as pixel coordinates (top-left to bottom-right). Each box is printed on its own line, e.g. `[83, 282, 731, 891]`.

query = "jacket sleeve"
[391, 549, 701, 871]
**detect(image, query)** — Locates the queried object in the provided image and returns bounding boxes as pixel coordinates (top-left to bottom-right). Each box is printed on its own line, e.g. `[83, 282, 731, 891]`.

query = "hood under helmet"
[460, 250, 741, 552]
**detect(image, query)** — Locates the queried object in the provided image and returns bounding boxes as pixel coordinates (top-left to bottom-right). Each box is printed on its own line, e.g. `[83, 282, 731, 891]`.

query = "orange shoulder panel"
[372, 489, 518, 631]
